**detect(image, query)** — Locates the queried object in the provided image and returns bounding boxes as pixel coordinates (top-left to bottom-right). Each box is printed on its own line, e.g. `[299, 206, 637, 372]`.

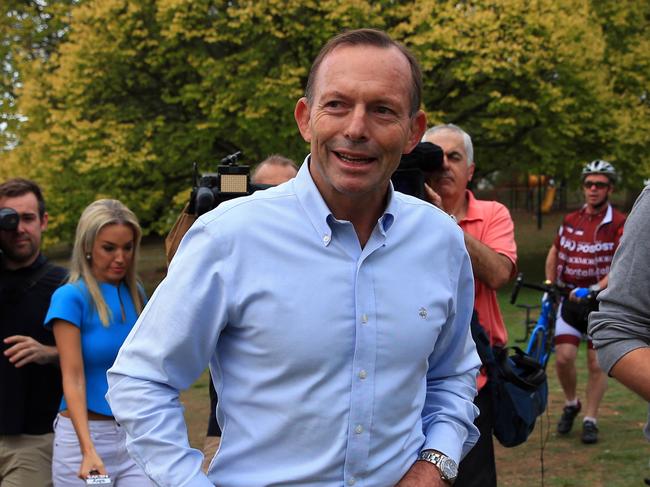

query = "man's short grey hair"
[423, 124, 474, 166]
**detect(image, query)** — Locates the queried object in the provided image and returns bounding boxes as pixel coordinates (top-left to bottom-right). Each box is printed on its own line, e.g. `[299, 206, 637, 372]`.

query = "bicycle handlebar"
[509, 272, 570, 304]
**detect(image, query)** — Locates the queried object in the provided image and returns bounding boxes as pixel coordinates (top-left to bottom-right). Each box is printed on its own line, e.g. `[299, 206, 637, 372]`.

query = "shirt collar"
[460, 190, 482, 224]
[381, 183, 397, 234]
[292, 155, 396, 246]
[579, 203, 612, 224]
[0, 253, 46, 274]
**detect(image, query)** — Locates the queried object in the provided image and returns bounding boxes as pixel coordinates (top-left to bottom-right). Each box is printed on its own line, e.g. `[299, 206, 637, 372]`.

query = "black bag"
[470, 312, 548, 448]
[489, 346, 548, 447]
[560, 297, 598, 334]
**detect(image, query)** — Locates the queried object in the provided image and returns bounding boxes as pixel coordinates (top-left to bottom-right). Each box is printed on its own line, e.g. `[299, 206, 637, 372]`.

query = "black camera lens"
[391, 142, 444, 200]
[0, 207, 19, 231]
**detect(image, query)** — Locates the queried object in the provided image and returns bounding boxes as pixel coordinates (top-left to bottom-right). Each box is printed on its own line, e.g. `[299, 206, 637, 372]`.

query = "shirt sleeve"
[589, 188, 650, 374]
[483, 202, 518, 272]
[106, 220, 228, 487]
[43, 283, 84, 329]
[553, 218, 566, 251]
[420, 236, 481, 462]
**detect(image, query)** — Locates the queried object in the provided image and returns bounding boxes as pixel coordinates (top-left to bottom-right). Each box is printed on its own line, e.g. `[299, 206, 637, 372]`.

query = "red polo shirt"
[460, 191, 518, 389]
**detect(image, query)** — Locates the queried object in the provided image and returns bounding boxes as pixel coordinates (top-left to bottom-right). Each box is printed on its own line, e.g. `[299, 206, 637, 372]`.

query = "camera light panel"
[220, 174, 248, 194]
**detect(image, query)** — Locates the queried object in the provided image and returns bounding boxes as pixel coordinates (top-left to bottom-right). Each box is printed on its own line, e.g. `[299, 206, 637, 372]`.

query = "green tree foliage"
[401, 0, 615, 181]
[590, 0, 650, 186]
[0, 0, 74, 151]
[1, 0, 648, 242]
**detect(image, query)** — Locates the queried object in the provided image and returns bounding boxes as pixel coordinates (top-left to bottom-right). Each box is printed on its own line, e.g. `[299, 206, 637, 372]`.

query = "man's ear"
[294, 97, 312, 143]
[40, 212, 48, 232]
[467, 163, 476, 182]
[404, 110, 427, 153]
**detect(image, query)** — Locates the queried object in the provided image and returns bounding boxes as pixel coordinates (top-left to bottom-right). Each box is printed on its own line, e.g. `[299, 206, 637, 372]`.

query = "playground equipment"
[527, 175, 556, 214]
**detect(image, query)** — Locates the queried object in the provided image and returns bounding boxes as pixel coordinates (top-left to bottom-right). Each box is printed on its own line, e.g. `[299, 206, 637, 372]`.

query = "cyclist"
[545, 160, 626, 444]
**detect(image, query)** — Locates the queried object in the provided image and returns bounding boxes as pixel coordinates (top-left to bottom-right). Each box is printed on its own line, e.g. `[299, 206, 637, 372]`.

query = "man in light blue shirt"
[107, 28, 480, 487]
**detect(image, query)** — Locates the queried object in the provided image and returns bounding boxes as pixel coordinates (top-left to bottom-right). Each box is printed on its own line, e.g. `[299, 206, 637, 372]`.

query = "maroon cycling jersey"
[553, 204, 626, 288]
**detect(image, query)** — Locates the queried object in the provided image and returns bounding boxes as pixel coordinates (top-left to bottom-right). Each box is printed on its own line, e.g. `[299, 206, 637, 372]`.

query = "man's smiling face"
[295, 44, 425, 209]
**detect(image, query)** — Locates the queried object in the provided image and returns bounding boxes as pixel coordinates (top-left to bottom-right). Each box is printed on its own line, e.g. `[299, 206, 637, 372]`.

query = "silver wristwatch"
[418, 449, 458, 484]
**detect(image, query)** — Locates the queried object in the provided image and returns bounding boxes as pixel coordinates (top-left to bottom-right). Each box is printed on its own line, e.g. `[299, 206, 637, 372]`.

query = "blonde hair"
[69, 199, 143, 326]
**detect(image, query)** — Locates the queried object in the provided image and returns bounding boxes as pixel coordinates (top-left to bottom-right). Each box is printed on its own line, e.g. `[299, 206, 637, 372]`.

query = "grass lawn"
[56, 207, 648, 485]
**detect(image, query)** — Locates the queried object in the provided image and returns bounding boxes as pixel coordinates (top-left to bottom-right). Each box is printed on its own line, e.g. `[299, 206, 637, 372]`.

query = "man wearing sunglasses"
[545, 160, 626, 444]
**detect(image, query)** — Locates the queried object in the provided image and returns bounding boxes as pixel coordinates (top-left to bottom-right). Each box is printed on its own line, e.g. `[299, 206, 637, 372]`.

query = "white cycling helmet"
[581, 160, 617, 183]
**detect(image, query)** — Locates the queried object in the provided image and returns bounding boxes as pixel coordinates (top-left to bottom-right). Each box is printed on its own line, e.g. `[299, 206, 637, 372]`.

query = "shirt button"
[355, 424, 363, 434]
[361, 314, 368, 324]
[358, 370, 367, 380]
[347, 478, 356, 486]
[323, 235, 331, 244]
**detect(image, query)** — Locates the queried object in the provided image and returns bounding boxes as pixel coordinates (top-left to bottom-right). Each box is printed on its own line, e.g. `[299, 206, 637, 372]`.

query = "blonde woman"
[44, 199, 152, 486]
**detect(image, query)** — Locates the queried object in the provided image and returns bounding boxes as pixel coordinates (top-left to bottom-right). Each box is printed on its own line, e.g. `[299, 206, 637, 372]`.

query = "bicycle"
[509, 272, 569, 368]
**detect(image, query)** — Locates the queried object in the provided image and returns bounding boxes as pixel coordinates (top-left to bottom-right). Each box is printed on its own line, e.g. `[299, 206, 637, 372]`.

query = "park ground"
[71, 208, 649, 487]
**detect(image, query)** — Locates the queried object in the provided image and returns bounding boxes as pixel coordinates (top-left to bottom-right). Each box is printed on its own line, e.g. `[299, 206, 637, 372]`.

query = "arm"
[589, 275, 609, 292]
[422, 244, 480, 455]
[3, 335, 58, 367]
[395, 460, 449, 487]
[463, 232, 513, 290]
[107, 221, 224, 487]
[545, 245, 558, 283]
[397, 241, 479, 486]
[52, 320, 106, 479]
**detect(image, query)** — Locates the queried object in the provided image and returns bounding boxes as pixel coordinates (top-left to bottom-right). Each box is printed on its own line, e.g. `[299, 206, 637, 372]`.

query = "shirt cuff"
[421, 420, 477, 464]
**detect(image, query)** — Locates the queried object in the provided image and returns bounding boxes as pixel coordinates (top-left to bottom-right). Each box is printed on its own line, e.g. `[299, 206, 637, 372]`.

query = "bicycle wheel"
[526, 327, 546, 365]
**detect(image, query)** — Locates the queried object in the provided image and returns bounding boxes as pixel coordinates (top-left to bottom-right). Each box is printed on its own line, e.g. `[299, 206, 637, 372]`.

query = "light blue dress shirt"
[107, 158, 480, 487]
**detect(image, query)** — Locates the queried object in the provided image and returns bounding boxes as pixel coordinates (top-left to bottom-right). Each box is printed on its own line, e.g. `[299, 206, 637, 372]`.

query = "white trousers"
[52, 414, 154, 487]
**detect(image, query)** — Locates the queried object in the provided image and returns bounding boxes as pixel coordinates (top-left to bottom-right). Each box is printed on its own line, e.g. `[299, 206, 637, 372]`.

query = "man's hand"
[3, 335, 58, 367]
[569, 287, 590, 302]
[424, 183, 443, 209]
[395, 460, 449, 487]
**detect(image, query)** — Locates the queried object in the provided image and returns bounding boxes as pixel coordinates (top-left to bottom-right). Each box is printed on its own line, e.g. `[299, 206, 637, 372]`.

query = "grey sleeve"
[588, 187, 650, 374]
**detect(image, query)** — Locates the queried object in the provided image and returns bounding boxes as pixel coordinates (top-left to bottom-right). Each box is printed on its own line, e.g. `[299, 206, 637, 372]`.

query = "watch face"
[441, 458, 458, 479]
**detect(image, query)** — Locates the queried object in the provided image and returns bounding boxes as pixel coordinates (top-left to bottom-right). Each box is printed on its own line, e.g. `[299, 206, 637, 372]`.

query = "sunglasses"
[583, 181, 610, 190]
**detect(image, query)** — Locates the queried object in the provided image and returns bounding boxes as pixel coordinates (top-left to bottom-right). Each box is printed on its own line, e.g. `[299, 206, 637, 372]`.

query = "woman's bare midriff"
[60, 410, 114, 421]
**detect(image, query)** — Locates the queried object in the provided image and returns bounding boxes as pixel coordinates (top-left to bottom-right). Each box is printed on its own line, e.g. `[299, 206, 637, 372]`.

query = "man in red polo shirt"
[423, 124, 517, 487]
[545, 160, 625, 445]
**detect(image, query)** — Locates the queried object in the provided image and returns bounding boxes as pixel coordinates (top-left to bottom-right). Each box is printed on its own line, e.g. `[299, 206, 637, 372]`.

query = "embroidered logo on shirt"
[418, 307, 428, 319]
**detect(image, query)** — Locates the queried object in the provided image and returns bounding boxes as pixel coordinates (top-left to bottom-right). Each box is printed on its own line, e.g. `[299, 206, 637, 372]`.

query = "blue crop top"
[44, 280, 144, 416]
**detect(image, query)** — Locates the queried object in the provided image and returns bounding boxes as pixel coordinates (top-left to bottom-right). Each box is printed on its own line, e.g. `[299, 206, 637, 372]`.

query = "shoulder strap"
[470, 310, 495, 367]
[18, 261, 55, 296]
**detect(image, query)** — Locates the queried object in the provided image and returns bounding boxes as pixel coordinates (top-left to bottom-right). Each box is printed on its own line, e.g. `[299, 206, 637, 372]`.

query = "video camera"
[0, 208, 19, 231]
[391, 142, 444, 200]
[188, 151, 272, 217]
